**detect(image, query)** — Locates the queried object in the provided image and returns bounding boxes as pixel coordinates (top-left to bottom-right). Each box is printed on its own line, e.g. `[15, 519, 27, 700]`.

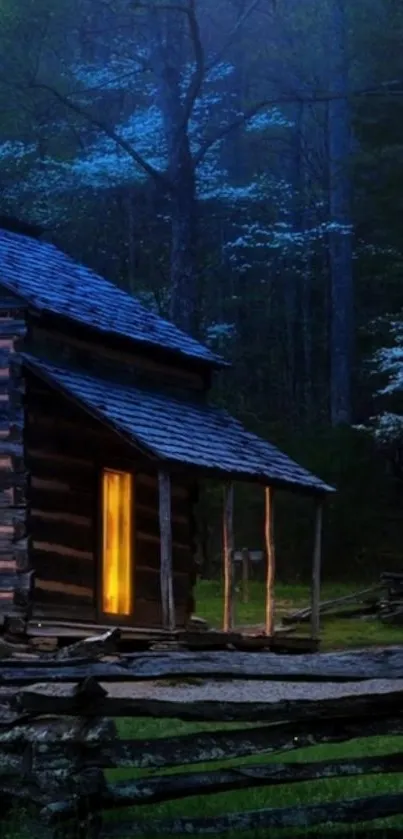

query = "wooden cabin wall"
[0, 292, 31, 632]
[28, 315, 210, 394]
[26, 374, 197, 627]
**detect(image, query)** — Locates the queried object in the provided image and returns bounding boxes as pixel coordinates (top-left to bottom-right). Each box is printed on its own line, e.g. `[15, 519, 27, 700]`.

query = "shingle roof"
[0, 228, 224, 367]
[23, 354, 334, 494]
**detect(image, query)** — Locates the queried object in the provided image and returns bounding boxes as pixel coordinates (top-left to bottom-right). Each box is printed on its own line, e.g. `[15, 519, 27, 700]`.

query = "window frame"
[97, 463, 136, 624]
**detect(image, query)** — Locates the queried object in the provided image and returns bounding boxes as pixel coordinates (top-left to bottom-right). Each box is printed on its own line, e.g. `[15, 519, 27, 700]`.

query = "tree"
[9, 0, 278, 334]
[327, 0, 353, 426]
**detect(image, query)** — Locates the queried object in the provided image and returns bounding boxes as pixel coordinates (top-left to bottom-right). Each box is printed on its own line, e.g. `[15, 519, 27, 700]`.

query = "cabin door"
[101, 468, 134, 619]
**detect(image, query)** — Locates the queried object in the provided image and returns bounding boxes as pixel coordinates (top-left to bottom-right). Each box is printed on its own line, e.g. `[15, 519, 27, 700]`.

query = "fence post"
[223, 483, 234, 632]
[241, 548, 249, 604]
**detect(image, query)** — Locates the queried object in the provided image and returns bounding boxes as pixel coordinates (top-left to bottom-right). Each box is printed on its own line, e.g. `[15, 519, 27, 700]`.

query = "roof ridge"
[0, 228, 227, 368]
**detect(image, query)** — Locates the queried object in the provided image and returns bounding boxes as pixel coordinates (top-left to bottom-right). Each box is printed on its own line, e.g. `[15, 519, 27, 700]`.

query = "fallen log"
[42, 751, 403, 823]
[5, 646, 403, 684]
[14, 679, 403, 722]
[98, 791, 403, 835]
[284, 603, 378, 624]
[283, 585, 383, 624]
[4, 712, 403, 775]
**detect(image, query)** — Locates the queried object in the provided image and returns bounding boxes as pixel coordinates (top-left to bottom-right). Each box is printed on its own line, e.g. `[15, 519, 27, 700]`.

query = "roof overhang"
[22, 354, 335, 497]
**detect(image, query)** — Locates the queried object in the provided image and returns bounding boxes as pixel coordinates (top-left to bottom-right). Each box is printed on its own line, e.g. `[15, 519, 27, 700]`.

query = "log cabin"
[0, 220, 334, 642]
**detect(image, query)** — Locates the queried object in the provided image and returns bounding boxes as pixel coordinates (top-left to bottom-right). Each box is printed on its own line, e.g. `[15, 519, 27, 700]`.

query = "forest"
[1, 0, 403, 582]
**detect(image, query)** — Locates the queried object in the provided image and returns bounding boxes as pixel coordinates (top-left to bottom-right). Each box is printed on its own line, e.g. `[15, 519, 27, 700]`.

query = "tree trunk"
[327, 0, 353, 426]
[151, 8, 200, 336]
[169, 148, 199, 335]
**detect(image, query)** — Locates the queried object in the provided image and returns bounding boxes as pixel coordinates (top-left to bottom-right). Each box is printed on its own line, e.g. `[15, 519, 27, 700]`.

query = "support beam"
[158, 471, 175, 631]
[241, 547, 249, 604]
[311, 499, 324, 640]
[264, 487, 275, 636]
[223, 483, 234, 632]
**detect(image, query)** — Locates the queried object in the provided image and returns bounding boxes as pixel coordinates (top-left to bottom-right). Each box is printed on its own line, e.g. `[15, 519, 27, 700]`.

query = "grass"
[195, 578, 403, 650]
[102, 726, 403, 838]
[101, 581, 403, 836]
[4, 580, 403, 838]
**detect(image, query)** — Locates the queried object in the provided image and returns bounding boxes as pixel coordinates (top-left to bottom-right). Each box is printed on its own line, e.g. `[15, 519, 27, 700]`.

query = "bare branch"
[30, 81, 172, 191]
[206, 0, 262, 74]
[195, 83, 403, 165]
[180, 0, 205, 131]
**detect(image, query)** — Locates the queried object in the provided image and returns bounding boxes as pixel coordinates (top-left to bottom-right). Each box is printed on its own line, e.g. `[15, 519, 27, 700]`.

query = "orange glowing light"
[102, 469, 133, 616]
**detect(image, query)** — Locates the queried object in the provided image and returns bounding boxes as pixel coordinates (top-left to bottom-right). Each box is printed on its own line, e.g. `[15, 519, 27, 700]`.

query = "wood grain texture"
[0, 304, 29, 629]
[26, 373, 196, 629]
[223, 483, 234, 632]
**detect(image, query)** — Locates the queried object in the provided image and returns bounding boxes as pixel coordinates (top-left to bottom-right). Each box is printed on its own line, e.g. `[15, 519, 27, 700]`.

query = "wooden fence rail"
[3, 645, 403, 683]
[2, 639, 403, 836]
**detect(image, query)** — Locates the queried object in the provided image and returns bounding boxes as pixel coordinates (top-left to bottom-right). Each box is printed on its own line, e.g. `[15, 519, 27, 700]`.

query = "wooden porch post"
[311, 498, 323, 640]
[223, 482, 234, 632]
[158, 471, 175, 631]
[264, 487, 275, 636]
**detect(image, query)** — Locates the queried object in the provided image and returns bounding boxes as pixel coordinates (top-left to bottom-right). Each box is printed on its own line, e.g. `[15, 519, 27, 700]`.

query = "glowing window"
[102, 469, 133, 616]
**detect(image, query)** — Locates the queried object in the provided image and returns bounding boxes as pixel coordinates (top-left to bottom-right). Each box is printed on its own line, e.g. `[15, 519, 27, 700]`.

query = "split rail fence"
[2, 640, 403, 836]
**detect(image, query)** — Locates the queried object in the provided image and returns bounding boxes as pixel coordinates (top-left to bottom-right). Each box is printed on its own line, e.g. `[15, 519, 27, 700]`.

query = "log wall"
[0, 291, 30, 632]
[28, 316, 209, 392]
[26, 374, 197, 627]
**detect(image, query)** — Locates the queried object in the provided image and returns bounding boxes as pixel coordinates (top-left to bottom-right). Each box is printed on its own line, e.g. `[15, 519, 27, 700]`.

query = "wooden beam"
[241, 548, 249, 604]
[158, 472, 175, 631]
[223, 483, 234, 632]
[264, 487, 275, 636]
[311, 500, 323, 640]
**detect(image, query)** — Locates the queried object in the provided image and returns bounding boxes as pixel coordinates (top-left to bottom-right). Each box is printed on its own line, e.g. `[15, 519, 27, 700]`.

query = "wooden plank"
[27, 456, 94, 488]
[0, 320, 26, 337]
[31, 509, 91, 528]
[311, 500, 323, 639]
[32, 599, 96, 622]
[0, 573, 16, 591]
[135, 509, 191, 544]
[33, 552, 95, 589]
[137, 483, 191, 516]
[30, 483, 93, 516]
[159, 471, 175, 631]
[223, 483, 234, 632]
[13, 570, 34, 610]
[0, 471, 28, 491]
[28, 447, 93, 471]
[0, 507, 26, 527]
[0, 442, 23, 458]
[137, 530, 190, 554]
[0, 560, 16, 572]
[31, 322, 205, 389]
[136, 539, 193, 574]
[139, 473, 191, 499]
[265, 486, 275, 635]
[30, 517, 94, 553]
[32, 541, 92, 562]
[35, 579, 93, 599]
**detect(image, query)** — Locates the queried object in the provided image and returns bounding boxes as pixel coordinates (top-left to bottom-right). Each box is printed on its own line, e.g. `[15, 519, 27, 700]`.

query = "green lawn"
[102, 724, 403, 838]
[4, 580, 403, 838]
[195, 578, 403, 650]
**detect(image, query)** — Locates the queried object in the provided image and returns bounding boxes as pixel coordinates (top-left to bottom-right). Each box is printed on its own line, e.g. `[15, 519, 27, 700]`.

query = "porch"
[6, 354, 334, 649]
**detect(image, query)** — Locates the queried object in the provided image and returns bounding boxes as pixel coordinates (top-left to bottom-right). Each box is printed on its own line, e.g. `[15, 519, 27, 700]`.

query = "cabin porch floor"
[15, 619, 319, 654]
